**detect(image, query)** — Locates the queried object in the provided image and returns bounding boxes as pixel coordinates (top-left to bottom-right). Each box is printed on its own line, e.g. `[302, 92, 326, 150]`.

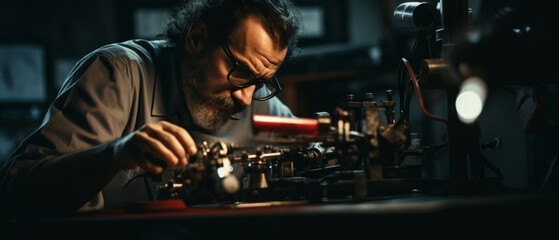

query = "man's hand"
[112, 121, 198, 174]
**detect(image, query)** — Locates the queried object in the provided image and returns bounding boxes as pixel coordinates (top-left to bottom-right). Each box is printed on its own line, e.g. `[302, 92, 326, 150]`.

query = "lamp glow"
[455, 77, 487, 124]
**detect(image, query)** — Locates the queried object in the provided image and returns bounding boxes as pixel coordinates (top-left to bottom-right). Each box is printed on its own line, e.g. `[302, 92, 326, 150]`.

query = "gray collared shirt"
[1, 39, 294, 211]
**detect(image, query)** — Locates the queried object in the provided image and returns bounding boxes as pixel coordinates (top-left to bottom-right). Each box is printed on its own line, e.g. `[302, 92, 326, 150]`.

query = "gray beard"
[180, 53, 243, 131]
[184, 86, 235, 131]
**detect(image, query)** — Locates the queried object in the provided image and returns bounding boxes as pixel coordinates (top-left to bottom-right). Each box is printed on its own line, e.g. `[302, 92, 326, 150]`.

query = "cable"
[401, 58, 448, 123]
[124, 172, 160, 201]
[394, 78, 414, 129]
[398, 59, 406, 111]
[394, 66, 413, 128]
[541, 150, 559, 190]
[394, 58, 415, 128]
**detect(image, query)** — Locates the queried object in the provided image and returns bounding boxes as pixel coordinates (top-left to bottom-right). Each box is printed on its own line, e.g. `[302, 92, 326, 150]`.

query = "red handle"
[252, 114, 319, 136]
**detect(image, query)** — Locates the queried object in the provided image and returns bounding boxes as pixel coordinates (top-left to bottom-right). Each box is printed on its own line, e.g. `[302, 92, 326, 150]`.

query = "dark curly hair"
[163, 0, 301, 57]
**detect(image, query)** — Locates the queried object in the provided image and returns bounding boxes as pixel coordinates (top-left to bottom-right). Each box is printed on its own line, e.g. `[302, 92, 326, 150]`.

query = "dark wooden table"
[6, 191, 558, 240]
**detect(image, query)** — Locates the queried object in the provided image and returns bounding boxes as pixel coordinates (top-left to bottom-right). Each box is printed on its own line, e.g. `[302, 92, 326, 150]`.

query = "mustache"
[205, 93, 246, 115]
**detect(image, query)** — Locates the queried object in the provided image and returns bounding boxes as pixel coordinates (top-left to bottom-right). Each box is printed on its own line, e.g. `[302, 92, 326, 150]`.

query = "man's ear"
[185, 20, 208, 54]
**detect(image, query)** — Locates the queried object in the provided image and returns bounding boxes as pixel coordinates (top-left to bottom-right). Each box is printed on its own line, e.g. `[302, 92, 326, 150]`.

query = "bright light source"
[456, 92, 483, 123]
[217, 167, 227, 178]
[455, 77, 487, 124]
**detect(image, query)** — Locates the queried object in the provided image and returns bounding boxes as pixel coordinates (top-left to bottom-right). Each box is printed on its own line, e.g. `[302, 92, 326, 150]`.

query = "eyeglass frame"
[221, 43, 282, 101]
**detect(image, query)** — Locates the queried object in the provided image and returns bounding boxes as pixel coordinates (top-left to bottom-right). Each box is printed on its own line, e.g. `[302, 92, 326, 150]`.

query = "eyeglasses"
[222, 43, 282, 101]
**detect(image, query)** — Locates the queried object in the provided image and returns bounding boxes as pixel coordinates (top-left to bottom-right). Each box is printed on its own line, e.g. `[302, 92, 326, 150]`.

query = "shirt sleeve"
[0, 49, 134, 213]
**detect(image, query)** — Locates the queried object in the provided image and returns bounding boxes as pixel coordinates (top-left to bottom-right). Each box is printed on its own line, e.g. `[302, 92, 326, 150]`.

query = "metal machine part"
[154, 84, 505, 207]
[393, 2, 441, 32]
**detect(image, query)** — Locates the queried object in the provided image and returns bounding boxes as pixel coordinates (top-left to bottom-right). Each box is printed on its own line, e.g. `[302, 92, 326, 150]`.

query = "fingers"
[144, 124, 188, 166]
[137, 152, 165, 174]
[126, 121, 197, 174]
[159, 121, 198, 156]
[133, 131, 178, 173]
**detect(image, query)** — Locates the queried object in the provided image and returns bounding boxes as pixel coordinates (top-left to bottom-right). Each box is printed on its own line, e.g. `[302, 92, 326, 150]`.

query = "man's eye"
[231, 68, 254, 81]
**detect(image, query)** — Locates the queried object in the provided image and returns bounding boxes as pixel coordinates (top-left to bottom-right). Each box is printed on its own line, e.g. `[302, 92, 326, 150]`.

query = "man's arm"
[12, 121, 196, 216]
[1, 49, 196, 217]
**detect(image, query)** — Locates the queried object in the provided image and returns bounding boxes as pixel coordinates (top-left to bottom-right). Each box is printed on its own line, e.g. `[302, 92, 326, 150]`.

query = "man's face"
[180, 16, 288, 131]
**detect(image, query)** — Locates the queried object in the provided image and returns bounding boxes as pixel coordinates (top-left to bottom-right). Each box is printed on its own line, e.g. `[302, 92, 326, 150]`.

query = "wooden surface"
[7, 191, 558, 239]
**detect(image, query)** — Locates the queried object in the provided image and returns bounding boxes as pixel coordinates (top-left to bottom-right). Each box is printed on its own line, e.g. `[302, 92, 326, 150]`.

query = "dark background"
[0, 0, 555, 191]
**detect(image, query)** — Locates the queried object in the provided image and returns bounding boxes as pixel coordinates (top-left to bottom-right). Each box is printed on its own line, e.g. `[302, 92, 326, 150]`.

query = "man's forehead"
[228, 15, 287, 60]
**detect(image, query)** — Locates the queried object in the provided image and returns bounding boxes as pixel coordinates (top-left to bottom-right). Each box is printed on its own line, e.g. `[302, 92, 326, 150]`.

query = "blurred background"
[1, 0, 557, 191]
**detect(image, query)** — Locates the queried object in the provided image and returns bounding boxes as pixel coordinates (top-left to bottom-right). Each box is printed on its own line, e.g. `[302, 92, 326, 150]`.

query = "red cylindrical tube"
[252, 114, 319, 136]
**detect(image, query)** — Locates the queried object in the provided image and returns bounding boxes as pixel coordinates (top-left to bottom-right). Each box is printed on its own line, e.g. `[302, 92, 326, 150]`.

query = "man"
[0, 0, 300, 217]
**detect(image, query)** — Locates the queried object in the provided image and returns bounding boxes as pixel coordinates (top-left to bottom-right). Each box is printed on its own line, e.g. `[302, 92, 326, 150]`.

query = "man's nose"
[231, 85, 256, 106]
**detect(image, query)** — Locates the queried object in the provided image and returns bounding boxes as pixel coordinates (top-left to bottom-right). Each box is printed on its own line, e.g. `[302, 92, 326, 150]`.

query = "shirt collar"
[151, 42, 183, 117]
